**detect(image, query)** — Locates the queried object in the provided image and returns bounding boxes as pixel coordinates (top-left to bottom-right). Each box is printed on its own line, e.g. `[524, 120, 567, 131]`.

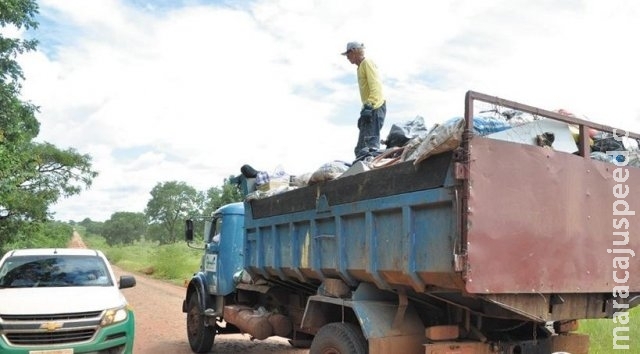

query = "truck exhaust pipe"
[223, 305, 292, 340]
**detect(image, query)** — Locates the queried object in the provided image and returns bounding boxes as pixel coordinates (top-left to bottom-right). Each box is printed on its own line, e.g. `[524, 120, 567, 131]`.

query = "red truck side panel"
[466, 136, 640, 294]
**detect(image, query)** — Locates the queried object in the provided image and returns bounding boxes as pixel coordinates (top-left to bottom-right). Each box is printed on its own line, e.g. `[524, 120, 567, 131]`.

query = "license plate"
[29, 349, 73, 354]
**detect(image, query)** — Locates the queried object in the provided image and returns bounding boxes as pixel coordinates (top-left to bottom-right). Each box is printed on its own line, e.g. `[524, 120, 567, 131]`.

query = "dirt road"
[113, 264, 309, 354]
[69, 231, 308, 354]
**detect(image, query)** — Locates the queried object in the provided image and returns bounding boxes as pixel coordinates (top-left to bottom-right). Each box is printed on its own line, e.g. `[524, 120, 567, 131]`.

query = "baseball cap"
[341, 42, 364, 55]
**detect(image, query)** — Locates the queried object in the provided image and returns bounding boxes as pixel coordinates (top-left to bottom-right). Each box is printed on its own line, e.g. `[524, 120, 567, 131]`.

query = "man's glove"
[360, 104, 374, 119]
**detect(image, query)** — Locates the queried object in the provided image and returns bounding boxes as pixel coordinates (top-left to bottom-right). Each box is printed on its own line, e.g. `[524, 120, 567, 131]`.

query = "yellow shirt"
[357, 58, 385, 109]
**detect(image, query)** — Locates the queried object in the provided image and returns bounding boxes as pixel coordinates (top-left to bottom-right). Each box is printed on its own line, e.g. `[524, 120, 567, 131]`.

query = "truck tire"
[310, 322, 367, 354]
[186, 294, 215, 353]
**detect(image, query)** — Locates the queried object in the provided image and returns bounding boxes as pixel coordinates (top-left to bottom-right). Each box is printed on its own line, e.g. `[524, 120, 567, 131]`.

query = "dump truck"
[182, 91, 640, 354]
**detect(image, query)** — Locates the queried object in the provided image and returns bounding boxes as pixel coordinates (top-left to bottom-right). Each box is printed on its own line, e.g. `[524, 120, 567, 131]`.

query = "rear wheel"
[310, 322, 367, 354]
[186, 294, 215, 353]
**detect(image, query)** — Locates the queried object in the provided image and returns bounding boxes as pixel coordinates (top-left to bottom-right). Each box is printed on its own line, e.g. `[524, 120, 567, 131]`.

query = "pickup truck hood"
[0, 287, 127, 315]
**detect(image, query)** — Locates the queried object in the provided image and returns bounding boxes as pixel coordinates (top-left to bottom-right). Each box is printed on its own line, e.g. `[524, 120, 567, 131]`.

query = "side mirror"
[185, 219, 194, 242]
[119, 275, 136, 289]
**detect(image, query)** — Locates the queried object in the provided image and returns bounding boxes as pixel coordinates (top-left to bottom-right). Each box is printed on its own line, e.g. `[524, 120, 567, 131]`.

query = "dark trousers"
[354, 101, 386, 160]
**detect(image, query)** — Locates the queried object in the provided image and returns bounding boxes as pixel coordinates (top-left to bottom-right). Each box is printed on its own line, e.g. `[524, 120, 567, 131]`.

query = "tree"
[201, 175, 243, 217]
[144, 223, 170, 245]
[2, 142, 97, 221]
[0, 0, 39, 84]
[102, 212, 146, 246]
[0, 0, 98, 248]
[145, 181, 202, 244]
[78, 218, 104, 236]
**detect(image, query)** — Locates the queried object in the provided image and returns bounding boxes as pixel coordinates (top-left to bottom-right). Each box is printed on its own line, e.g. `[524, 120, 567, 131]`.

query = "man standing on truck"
[342, 41, 386, 162]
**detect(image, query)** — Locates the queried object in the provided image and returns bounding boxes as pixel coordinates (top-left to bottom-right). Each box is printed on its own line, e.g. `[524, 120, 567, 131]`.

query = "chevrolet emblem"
[40, 321, 63, 332]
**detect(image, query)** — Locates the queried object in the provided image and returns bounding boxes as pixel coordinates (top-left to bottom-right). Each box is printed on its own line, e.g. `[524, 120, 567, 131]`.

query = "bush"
[2, 221, 72, 253]
[82, 233, 109, 250]
[152, 243, 201, 280]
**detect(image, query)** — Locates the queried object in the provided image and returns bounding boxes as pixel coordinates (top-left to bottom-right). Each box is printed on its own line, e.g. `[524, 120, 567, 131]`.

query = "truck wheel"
[310, 322, 367, 354]
[186, 294, 215, 353]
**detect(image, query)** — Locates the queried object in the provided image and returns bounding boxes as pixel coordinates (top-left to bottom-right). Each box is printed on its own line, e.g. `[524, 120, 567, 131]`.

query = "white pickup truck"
[0, 248, 136, 354]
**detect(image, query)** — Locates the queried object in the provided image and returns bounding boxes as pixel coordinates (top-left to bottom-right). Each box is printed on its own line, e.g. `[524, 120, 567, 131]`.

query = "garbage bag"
[403, 117, 466, 165]
[473, 116, 512, 136]
[308, 161, 350, 185]
[383, 116, 428, 148]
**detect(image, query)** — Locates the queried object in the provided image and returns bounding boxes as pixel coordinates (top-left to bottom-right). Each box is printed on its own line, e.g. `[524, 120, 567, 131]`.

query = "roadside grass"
[578, 306, 638, 353]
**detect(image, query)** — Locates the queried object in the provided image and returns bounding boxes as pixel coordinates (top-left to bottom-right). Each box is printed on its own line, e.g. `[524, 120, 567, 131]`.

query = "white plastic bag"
[403, 117, 465, 165]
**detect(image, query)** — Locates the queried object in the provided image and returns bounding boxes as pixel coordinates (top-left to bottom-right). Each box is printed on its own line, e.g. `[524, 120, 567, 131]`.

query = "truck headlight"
[100, 306, 129, 326]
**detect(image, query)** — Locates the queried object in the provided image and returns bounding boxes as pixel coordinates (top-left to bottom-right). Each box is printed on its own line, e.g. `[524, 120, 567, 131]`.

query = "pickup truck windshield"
[0, 255, 113, 288]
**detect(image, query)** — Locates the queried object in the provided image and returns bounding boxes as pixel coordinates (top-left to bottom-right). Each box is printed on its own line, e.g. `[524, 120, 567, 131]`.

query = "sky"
[9, 0, 640, 222]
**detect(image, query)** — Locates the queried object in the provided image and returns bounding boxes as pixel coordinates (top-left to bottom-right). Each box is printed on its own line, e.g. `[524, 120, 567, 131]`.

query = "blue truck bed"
[245, 151, 462, 293]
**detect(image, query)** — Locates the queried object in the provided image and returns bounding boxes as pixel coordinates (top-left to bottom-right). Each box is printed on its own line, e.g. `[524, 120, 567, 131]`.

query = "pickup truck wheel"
[186, 294, 215, 353]
[310, 322, 367, 354]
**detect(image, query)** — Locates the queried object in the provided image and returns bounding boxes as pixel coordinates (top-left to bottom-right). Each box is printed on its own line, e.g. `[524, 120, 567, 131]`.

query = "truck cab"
[186, 202, 245, 297]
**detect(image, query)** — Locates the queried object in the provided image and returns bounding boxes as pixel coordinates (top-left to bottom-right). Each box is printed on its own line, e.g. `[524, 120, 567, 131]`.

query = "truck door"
[203, 217, 223, 295]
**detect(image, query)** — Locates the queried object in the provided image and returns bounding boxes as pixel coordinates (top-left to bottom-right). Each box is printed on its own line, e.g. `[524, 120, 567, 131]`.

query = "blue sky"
[10, 0, 640, 221]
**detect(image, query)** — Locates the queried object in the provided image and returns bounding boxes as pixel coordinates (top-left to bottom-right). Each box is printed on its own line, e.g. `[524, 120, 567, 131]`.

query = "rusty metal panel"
[369, 335, 425, 354]
[466, 136, 640, 293]
[483, 293, 607, 321]
[424, 341, 493, 354]
[551, 333, 590, 354]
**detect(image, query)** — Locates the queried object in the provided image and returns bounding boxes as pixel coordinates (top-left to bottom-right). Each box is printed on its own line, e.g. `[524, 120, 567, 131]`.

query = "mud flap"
[351, 295, 425, 354]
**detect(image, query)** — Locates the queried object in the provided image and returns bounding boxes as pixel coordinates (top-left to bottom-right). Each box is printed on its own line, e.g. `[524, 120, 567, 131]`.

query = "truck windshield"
[0, 255, 113, 288]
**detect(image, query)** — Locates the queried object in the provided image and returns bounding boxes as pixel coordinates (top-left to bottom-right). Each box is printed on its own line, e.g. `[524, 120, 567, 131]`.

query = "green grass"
[578, 306, 638, 353]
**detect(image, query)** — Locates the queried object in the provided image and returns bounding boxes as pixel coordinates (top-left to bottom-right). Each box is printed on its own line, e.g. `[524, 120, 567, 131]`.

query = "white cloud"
[14, 0, 640, 221]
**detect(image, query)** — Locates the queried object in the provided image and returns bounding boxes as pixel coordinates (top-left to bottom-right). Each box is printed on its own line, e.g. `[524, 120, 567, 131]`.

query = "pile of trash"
[589, 131, 640, 166]
[242, 111, 639, 200]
